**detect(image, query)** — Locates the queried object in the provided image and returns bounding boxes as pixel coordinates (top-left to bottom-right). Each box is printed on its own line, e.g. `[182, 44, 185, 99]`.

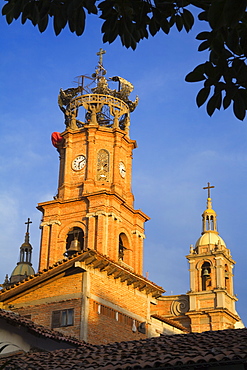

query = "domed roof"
[195, 232, 226, 248]
[20, 241, 32, 249]
[11, 262, 35, 278]
[203, 207, 216, 215]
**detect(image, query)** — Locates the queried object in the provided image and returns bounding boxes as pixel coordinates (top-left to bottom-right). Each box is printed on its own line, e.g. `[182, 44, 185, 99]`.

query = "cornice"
[0, 249, 164, 301]
[186, 308, 240, 321]
[37, 191, 150, 221]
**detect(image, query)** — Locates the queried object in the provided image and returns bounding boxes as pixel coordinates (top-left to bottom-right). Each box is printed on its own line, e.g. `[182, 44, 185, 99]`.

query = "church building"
[0, 51, 243, 344]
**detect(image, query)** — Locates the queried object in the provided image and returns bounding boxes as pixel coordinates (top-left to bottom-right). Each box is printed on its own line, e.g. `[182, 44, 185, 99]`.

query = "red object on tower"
[51, 132, 64, 148]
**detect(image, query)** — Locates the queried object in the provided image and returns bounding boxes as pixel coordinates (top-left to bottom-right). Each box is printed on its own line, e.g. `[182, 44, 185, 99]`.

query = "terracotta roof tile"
[2, 328, 247, 369]
[0, 309, 86, 347]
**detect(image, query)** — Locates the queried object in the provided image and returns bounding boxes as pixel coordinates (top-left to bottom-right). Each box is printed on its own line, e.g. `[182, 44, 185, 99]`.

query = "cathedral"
[0, 51, 243, 344]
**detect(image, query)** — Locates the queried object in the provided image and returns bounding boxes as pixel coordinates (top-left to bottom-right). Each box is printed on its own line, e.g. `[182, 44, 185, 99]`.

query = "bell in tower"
[64, 227, 84, 257]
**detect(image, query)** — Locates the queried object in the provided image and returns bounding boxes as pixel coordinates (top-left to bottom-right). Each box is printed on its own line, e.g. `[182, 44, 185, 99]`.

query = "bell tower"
[186, 183, 241, 332]
[38, 51, 149, 275]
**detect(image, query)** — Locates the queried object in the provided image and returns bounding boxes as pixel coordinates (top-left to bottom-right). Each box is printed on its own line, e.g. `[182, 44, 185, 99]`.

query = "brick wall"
[38, 127, 148, 275]
[88, 300, 146, 344]
[90, 269, 148, 318]
[3, 266, 152, 344]
[6, 272, 83, 307]
[14, 298, 82, 339]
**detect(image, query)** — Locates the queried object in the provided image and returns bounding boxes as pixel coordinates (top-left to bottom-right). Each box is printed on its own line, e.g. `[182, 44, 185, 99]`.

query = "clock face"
[119, 161, 126, 178]
[72, 155, 86, 171]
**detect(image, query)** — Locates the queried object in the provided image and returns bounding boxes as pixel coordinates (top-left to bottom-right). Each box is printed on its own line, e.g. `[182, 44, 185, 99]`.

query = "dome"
[20, 241, 32, 249]
[10, 262, 35, 281]
[203, 208, 216, 215]
[195, 232, 226, 248]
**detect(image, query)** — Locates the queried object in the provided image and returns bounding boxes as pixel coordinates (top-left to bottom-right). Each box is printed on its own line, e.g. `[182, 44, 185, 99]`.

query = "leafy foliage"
[185, 0, 247, 121]
[2, 0, 247, 120]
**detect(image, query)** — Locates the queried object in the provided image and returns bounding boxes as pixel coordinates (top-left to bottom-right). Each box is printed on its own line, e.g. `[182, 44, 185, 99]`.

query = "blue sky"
[1, 8, 247, 325]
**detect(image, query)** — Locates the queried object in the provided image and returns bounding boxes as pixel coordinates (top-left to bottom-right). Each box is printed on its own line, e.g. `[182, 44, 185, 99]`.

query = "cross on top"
[203, 182, 215, 198]
[25, 218, 32, 233]
[97, 48, 106, 65]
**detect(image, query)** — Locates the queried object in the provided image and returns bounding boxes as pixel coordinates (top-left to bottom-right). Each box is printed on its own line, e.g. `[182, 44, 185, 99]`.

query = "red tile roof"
[0, 309, 85, 347]
[2, 328, 247, 369]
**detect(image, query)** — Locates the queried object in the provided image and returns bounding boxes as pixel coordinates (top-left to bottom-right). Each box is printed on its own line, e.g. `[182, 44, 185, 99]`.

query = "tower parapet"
[58, 48, 138, 135]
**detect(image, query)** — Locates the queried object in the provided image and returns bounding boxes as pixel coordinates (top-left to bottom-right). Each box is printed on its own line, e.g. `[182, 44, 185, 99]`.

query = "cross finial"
[97, 48, 106, 66]
[25, 218, 32, 234]
[203, 182, 215, 198]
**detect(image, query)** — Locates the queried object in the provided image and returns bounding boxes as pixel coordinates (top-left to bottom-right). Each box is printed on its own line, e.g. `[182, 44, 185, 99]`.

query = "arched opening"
[201, 261, 211, 291]
[65, 227, 84, 257]
[20, 247, 32, 264]
[210, 215, 214, 230]
[20, 250, 24, 263]
[225, 264, 230, 291]
[118, 233, 129, 262]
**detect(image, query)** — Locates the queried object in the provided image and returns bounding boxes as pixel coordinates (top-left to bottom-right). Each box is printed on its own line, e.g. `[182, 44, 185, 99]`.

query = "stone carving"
[91, 77, 112, 96]
[97, 149, 109, 181]
[170, 295, 189, 316]
[109, 76, 139, 112]
[58, 87, 83, 129]
[91, 75, 139, 113]
[58, 73, 138, 132]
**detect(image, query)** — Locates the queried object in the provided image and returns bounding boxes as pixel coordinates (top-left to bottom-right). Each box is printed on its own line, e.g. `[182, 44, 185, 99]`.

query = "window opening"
[201, 262, 211, 291]
[225, 264, 230, 290]
[210, 216, 214, 230]
[118, 235, 125, 261]
[65, 227, 84, 256]
[52, 309, 74, 328]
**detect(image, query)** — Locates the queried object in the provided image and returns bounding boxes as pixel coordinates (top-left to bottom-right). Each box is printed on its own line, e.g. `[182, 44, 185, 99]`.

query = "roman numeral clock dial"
[72, 155, 86, 171]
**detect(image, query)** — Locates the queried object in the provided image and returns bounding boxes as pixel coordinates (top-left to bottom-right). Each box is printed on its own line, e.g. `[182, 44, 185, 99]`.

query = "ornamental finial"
[96, 48, 106, 67]
[203, 182, 215, 199]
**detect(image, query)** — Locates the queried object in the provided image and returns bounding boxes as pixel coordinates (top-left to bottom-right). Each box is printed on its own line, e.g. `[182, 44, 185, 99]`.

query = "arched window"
[97, 149, 110, 181]
[118, 233, 128, 261]
[20, 247, 32, 264]
[225, 264, 230, 291]
[210, 215, 214, 230]
[201, 261, 211, 291]
[65, 227, 84, 256]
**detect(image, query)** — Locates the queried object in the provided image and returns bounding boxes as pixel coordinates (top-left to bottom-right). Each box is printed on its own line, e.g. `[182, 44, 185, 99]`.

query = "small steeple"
[201, 182, 218, 234]
[19, 218, 33, 264]
[9, 218, 35, 284]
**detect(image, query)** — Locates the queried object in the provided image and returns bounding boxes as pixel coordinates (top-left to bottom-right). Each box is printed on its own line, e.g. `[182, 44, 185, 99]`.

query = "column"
[80, 271, 90, 342]
[215, 256, 223, 289]
[188, 259, 196, 292]
[86, 213, 96, 250]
